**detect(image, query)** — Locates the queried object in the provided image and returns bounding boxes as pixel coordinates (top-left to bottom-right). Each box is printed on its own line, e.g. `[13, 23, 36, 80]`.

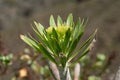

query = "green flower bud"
[46, 26, 53, 34]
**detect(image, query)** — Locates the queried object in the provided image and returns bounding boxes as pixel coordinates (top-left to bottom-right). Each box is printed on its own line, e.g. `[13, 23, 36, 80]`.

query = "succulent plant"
[20, 14, 97, 80]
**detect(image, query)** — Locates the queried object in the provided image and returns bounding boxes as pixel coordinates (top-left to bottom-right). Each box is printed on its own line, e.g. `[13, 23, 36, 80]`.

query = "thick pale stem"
[74, 63, 80, 80]
[114, 66, 120, 80]
[58, 65, 71, 80]
[48, 61, 71, 80]
[48, 61, 60, 80]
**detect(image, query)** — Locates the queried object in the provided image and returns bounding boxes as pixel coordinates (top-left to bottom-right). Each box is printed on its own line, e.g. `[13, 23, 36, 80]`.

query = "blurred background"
[0, 0, 120, 80]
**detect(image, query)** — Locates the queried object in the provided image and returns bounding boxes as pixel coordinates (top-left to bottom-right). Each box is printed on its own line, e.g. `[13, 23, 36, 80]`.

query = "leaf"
[68, 29, 97, 62]
[47, 35, 61, 56]
[72, 18, 84, 40]
[67, 32, 83, 59]
[66, 19, 84, 58]
[52, 40, 61, 56]
[20, 35, 38, 49]
[34, 21, 45, 35]
[71, 48, 90, 66]
[35, 43, 57, 64]
[20, 35, 57, 64]
[60, 56, 67, 68]
[0, 56, 5, 61]
[57, 16, 63, 26]
[62, 28, 71, 53]
[32, 27, 56, 55]
[52, 28, 58, 40]
[50, 15, 56, 27]
[32, 27, 44, 41]
[66, 13, 73, 27]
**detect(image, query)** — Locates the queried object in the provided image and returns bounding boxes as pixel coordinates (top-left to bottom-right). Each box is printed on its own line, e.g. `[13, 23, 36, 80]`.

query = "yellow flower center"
[56, 26, 69, 36]
[46, 25, 72, 40]
[46, 26, 53, 34]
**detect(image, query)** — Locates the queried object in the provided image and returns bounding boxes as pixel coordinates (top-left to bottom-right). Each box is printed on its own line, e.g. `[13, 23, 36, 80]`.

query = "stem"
[48, 61, 60, 80]
[58, 63, 71, 80]
[48, 61, 71, 80]
[114, 66, 120, 80]
[74, 63, 80, 80]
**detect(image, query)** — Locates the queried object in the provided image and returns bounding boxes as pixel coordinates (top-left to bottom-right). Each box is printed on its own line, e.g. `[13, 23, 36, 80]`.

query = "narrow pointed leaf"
[68, 22, 84, 58]
[20, 35, 57, 64]
[52, 28, 58, 40]
[66, 13, 73, 27]
[67, 19, 87, 59]
[73, 19, 84, 40]
[33, 27, 53, 52]
[68, 29, 97, 62]
[67, 29, 84, 58]
[35, 43, 57, 64]
[62, 28, 71, 53]
[33, 27, 56, 54]
[20, 35, 39, 49]
[34, 21, 45, 35]
[60, 56, 67, 68]
[50, 15, 56, 27]
[57, 16, 63, 26]
[32, 27, 44, 41]
[47, 37, 61, 56]
[70, 48, 90, 66]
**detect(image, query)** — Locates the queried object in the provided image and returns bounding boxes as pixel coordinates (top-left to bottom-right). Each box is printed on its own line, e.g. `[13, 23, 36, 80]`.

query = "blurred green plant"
[0, 53, 13, 75]
[20, 14, 97, 80]
[0, 54, 13, 66]
[79, 53, 107, 80]
[88, 75, 101, 80]
[94, 53, 106, 67]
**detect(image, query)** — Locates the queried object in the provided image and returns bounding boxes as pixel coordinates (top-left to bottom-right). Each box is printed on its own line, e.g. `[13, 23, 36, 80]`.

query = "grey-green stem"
[48, 61, 71, 80]
[58, 64, 71, 80]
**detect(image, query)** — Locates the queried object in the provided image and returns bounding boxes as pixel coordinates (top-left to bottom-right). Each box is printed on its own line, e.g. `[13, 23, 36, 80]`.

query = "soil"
[0, 0, 120, 79]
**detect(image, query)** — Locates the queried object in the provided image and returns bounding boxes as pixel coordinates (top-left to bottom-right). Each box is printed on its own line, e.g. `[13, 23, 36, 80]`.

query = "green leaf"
[73, 18, 84, 40]
[68, 29, 97, 62]
[32, 27, 55, 54]
[32, 27, 44, 41]
[46, 28, 61, 55]
[67, 19, 87, 60]
[33, 22, 49, 46]
[97, 53, 106, 61]
[0, 56, 6, 61]
[52, 40, 61, 56]
[57, 16, 63, 26]
[71, 48, 90, 66]
[88, 75, 101, 80]
[33, 26, 57, 55]
[60, 56, 67, 68]
[50, 15, 56, 27]
[34, 21, 45, 35]
[35, 43, 57, 64]
[67, 32, 83, 59]
[52, 28, 58, 40]
[66, 13, 73, 27]
[51, 28, 62, 54]
[20, 35, 39, 49]
[20, 35, 57, 64]
[47, 35, 61, 56]
[62, 28, 71, 53]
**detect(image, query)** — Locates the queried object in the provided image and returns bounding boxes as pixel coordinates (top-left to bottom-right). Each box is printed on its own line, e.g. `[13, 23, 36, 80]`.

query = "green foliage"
[94, 53, 106, 67]
[20, 14, 96, 68]
[0, 54, 13, 66]
[79, 53, 107, 80]
[88, 76, 101, 80]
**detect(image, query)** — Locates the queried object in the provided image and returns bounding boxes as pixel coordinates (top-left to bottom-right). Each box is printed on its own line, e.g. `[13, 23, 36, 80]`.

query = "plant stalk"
[58, 63, 71, 80]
